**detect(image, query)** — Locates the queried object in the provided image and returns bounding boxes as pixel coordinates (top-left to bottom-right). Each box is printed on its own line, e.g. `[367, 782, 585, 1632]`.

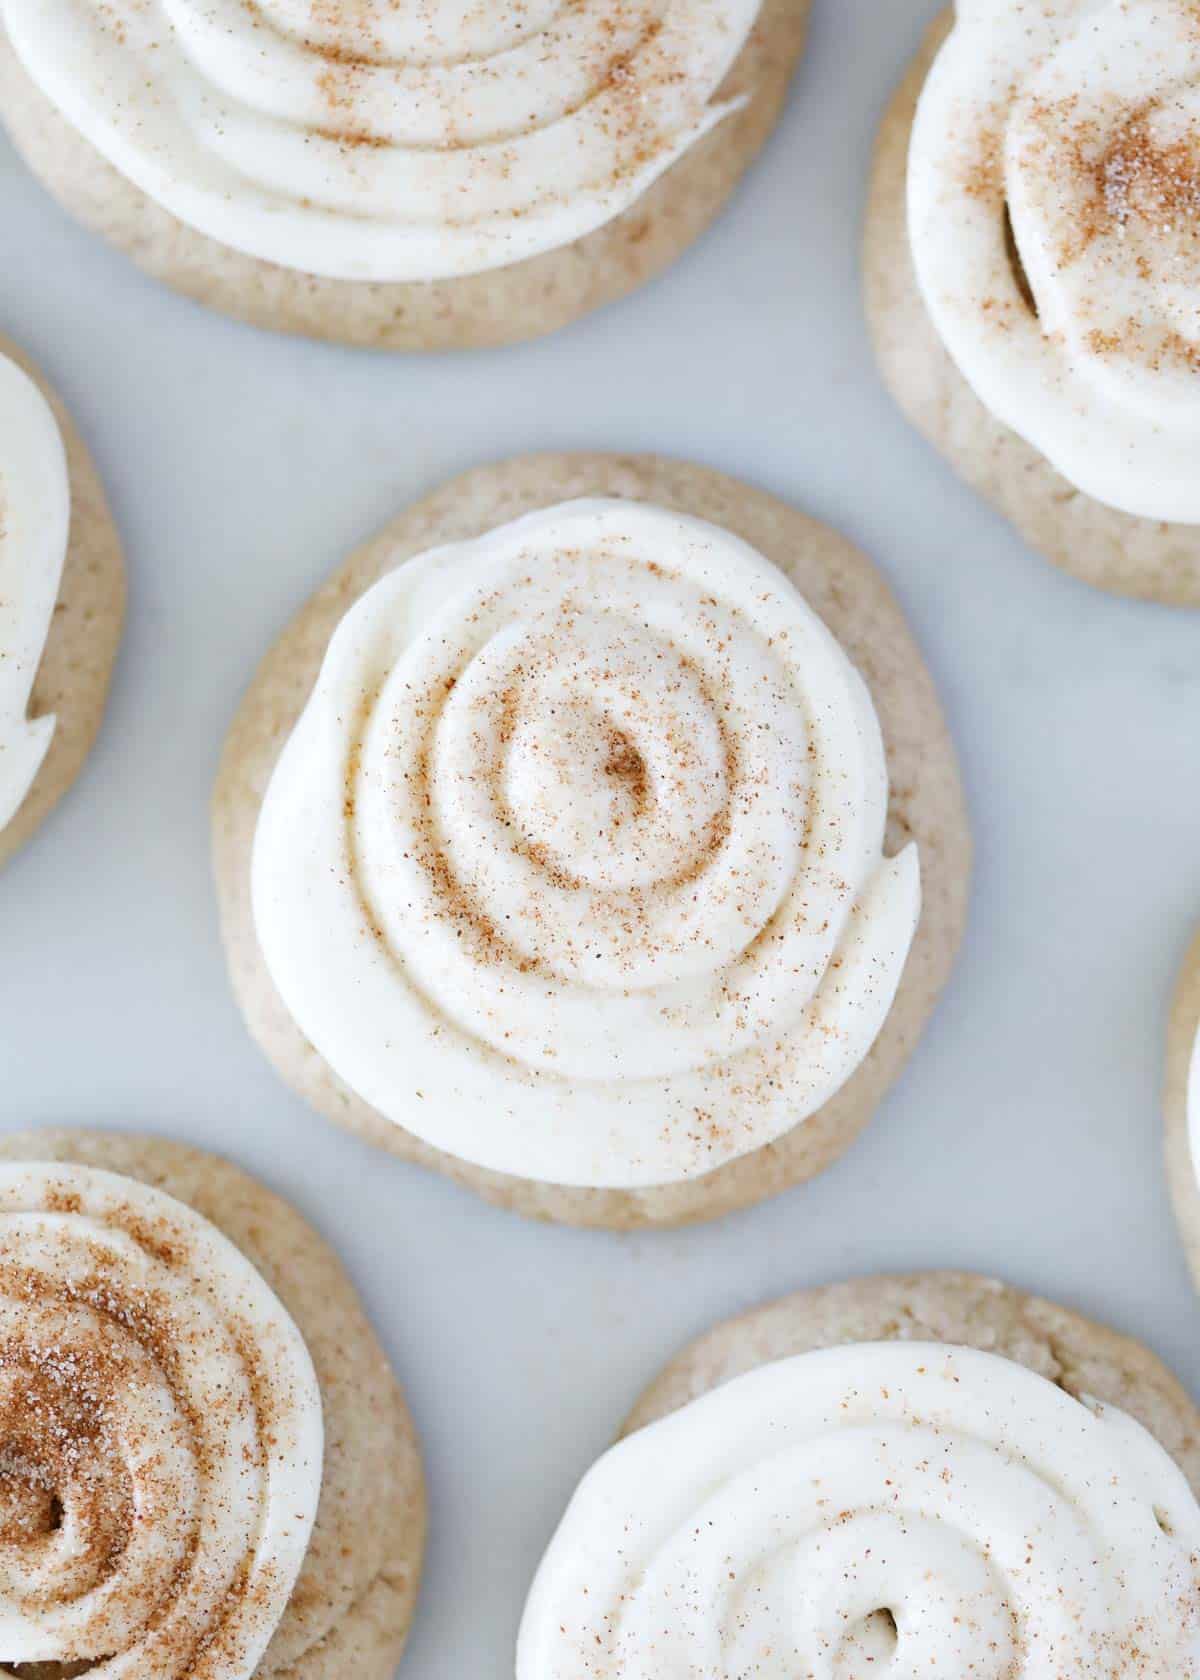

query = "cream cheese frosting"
[908, 0, 1200, 523]
[1187, 1016, 1200, 1196]
[518, 1342, 1200, 1678]
[252, 499, 920, 1189]
[0, 351, 69, 837]
[0, 1160, 323, 1679]
[0, 0, 762, 282]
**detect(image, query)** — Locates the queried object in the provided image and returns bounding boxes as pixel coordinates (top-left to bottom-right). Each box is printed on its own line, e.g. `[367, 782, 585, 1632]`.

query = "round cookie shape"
[0, 338, 124, 870]
[1166, 927, 1200, 1292]
[865, 8, 1200, 605]
[0, 0, 807, 349]
[0, 352, 67, 838]
[213, 454, 970, 1229]
[520, 1273, 1200, 1678]
[253, 498, 924, 1190]
[0, 1129, 425, 1680]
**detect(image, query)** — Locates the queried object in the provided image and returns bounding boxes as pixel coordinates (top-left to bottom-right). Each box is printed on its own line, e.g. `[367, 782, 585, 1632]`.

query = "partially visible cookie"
[518, 1273, 1200, 1677]
[213, 453, 970, 1230]
[0, 336, 124, 870]
[0, 1128, 426, 1680]
[1166, 931, 1200, 1293]
[624, 1272, 1200, 1483]
[864, 9, 1200, 605]
[0, 0, 807, 349]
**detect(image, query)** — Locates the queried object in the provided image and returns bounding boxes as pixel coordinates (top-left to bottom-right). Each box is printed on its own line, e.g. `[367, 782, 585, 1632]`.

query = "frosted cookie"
[519, 1272, 1200, 1677]
[0, 337, 123, 870]
[865, 4, 1200, 605]
[1166, 928, 1200, 1291]
[214, 455, 969, 1228]
[0, 1127, 425, 1680]
[0, 1, 807, 350]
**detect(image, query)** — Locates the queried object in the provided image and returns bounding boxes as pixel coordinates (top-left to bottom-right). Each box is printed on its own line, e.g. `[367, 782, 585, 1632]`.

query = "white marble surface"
[2, 2, 1199, 1674]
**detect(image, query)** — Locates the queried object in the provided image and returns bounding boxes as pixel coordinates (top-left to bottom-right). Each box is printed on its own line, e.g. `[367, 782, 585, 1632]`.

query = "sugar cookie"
[865, 6, 1200, 604]
[0, 337, 123, 869]
[214, 455, 969, 1227]
[521, 1272, 1200, 1676]
[0, 1127, 426, 1680]
[0, 1, 807, 348]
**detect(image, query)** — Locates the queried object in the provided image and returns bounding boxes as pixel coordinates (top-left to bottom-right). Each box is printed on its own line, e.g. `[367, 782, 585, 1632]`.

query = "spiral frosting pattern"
[909, 0, 1200, 521]
[253, 499, 920, 1188]
[0, 352, 68, 836]
[0, 0, 761, 280]
[518, 1342, 1200, 1678]
[0, 1162, 322, 1679]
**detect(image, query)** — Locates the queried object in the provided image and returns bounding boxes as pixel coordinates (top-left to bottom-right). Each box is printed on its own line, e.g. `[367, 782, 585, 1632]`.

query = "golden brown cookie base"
[0, 1129, 426, 1680]
[0, 1, 807, 350]
[0, 339, 124, 871]
[863, 10, 1200, 606]
[622, 1271, 1200, 1497]
[212, 452, 971, 1230]
[1166, 931, 1200, 1294]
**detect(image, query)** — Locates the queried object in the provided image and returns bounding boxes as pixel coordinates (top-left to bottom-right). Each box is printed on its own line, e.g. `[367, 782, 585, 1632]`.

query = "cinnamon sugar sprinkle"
[1100, 112, 1200, 235]
[366, 576, 745, 987]
[0, 1190, 285, 1679]
[1044, 95, 1199, 371]
[973, 83, 1200, 370]
[291, 0, 688, 178]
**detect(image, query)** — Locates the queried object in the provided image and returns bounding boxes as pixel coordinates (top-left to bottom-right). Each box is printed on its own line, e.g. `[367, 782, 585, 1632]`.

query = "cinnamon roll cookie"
[0, 1128, 425, 1680]
[519, 1273, 1200, 1677]
[1166, 928, 1200, 1291]
[213, 455, 969, 1228]
[865, 2, 1200, 604]
[0, 337, 123, 871]
[0, 0, 807, 350]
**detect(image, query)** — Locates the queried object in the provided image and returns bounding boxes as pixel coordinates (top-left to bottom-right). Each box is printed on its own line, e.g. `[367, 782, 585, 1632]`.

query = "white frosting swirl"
[909, 0, 1200, 522]
[0, 352, 68, 838]
[518, 1342, 1200, 1678]
[253, 498, 920, 1189]
[0, 0, 761, 281]
[0, 1161, 322, 1679]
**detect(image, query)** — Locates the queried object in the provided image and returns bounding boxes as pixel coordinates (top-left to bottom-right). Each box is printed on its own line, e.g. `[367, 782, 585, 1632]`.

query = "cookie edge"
[0, 0, 808, 351]
[862, 8, 1200, 607]
[0, 335, 125, 871]
[622, 1270, 1200, 1497]
[0, 1125, 427, 1680]
[211, 450, 971, 1230]
[1166, 930, 1200, 1295]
